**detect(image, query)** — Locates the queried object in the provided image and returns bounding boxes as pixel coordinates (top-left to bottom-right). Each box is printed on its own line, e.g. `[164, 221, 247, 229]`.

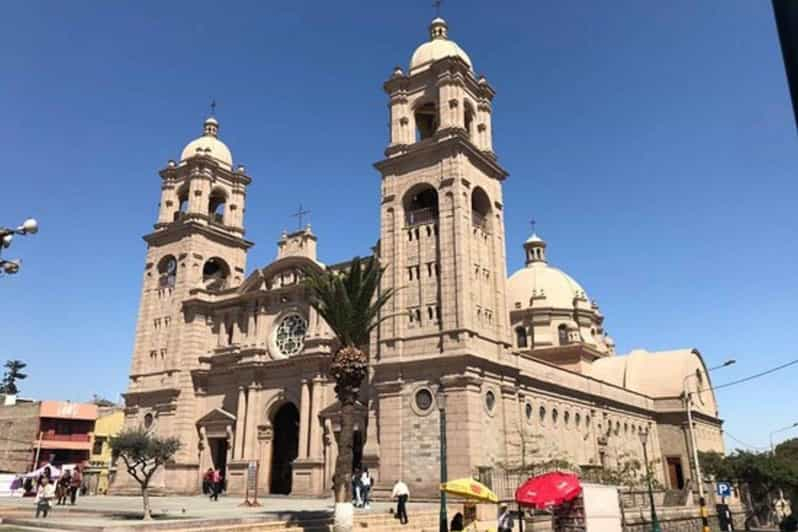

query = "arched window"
[174, 186, 189, 222]
[464, 101, 475, 140]
[404, 186, 439, 226]
[208, 188, 227, 225]
[157, 255, 177, 288]
[202, 257, 230, 291]
[558, 324, 568, 346]
[471, 187, 491, 230]
[515, 326, 528, 348]
[414, 102, 438, 141]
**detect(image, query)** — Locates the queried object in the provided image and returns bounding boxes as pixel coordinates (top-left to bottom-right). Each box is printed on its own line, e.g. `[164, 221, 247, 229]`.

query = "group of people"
[352, 468, 372, 508]
[202, 468, 225, 501]
[33, 466, 83, 518]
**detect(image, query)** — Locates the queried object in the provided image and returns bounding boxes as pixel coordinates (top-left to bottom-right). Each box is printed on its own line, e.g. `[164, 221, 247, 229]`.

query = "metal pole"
[439, 406, 448, 532]
[641, 437, 662, 532]
[685, 391, 709, 532]
[33, 431, 42, 471]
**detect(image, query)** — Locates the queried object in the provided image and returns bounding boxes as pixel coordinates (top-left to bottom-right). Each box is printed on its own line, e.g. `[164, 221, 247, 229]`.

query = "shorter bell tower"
[122, 116, 253, 491]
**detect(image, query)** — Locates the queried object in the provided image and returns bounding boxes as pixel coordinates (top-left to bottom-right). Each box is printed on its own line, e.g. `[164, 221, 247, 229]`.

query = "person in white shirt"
[391, 479, 410, 525]
[498, 503, 514, 532]
[360, 469, 372, 509]
[35, 478, 56, 518]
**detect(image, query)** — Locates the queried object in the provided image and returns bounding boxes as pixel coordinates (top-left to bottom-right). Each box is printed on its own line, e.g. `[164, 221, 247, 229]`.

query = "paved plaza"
[0, 494, 440, 530]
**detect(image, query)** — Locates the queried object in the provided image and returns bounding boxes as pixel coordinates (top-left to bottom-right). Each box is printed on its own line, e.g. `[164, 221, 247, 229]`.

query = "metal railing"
[406, 207, 438, 226]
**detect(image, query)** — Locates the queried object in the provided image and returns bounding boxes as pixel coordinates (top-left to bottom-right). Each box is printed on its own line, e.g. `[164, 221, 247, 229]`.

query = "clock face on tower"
[272, 313, 308, 357]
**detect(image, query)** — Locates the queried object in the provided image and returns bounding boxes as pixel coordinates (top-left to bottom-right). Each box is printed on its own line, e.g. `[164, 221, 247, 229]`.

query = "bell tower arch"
[376, 18, 511, 362]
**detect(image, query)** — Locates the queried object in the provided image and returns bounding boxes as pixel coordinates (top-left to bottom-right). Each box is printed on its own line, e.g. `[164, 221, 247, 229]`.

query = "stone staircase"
[182, 509, 454, 532]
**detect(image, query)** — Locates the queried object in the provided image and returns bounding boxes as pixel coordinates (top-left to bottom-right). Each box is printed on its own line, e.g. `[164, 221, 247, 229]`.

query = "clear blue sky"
[1, 1, 796, 451]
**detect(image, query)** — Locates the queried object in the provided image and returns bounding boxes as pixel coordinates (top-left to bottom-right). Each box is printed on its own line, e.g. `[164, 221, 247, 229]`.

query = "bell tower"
[123, 116, 253, 487]
[376, 18, 511, 361]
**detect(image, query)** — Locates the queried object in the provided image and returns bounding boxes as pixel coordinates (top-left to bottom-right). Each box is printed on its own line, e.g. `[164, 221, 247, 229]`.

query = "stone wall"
[621, 505, 745, 532]
[0, 401, 39, 473]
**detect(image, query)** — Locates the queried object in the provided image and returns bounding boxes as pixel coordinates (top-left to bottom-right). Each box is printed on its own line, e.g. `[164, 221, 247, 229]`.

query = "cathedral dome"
[180, 117, 233, 170]
[507, 234, 590, 309]
[409, 18, 473, 75]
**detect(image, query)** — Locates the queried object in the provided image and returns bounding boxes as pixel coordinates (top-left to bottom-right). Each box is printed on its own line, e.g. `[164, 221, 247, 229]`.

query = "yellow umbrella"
[440, 478, 499, 503]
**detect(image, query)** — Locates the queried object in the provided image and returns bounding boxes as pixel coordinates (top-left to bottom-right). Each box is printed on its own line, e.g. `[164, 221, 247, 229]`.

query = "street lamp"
[1, 218, 39, 276]
[683, 358, 735, 532]
[639, 427, 662, 532]
[436, 385, 448, 532]
[770, 421, 798, 454]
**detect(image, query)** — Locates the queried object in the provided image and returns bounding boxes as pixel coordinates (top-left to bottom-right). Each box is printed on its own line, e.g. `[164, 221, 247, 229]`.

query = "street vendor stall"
[441, 478, 499, 530]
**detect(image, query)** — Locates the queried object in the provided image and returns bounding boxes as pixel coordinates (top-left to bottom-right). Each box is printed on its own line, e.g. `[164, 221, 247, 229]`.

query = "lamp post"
[639, 427, 662, 532]
[0, 218, 39, 276]
[770, 421, 798, 454]
[683, 359, 735, 532]
[436, 385, 448, 532]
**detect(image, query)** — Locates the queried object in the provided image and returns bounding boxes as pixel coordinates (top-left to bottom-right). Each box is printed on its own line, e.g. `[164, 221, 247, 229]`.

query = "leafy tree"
[700, 447, 798, 528]
[110, 428, 181, 520]
[303, 256, 394, 532]
[91, 394, 116, 407]
[0, 360, 27, 395]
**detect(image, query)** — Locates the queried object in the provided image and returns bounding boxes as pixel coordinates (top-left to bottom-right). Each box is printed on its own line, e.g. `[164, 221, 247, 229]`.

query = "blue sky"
[1, 1, 796, 451]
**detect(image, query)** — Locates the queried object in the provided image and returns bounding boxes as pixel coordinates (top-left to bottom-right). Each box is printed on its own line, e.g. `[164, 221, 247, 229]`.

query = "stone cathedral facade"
[120, 18, 725, 497]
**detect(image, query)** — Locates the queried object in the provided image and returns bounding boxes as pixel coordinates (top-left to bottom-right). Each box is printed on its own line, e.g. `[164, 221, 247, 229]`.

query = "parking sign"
[716, 482, 732, 498]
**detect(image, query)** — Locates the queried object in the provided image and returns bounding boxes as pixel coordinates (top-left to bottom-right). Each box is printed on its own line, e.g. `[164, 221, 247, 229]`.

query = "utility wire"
[698, 358, 798, 394]
[723, 430, 769, 451]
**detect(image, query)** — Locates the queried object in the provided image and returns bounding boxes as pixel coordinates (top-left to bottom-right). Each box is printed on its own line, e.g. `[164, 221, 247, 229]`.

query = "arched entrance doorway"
[270, 402, 299, 494]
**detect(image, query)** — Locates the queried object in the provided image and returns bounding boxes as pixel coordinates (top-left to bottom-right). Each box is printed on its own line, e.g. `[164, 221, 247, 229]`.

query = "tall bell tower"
[122, 116, 253, 491]
[376, 17, 511, 362]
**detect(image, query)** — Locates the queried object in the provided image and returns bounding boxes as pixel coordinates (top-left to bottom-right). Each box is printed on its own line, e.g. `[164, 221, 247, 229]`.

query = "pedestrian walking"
[55, 471, 69, 505]
[360, 468, 372, 509]
[391, 479, 410, 525]
[209, 468, 221, 501]
[352, 470, 363, 507]
[69, 467, 82, 505]
[202, 468, 213, 495]
[34, 478, 55, 518]
[498, 503, 514, 532]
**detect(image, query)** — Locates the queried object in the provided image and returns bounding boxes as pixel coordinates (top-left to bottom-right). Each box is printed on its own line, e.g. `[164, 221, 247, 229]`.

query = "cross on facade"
[530, 219, 536, 234]
[433, 0, 443, 17]
[210, 99, 217, 117]
[291, 204, 311, 229]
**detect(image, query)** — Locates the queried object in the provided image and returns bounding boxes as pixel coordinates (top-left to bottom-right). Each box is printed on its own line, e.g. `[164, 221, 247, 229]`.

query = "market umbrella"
[440, 478, 499, 503]
[515, 471, 582, 509]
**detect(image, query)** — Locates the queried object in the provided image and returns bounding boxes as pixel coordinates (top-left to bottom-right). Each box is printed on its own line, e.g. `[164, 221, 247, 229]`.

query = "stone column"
[217, 315, 226, 347]
[257, 424, 273, 493]
[234, 386, 247, 459]
[247, 310, 256, 346]
[308, 377, 324, 460]
[245, 385, 261, 459]
[298, 379, 311, 459]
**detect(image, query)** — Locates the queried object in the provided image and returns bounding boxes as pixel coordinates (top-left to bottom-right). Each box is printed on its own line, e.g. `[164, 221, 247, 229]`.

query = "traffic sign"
[716, 482, 732, 498]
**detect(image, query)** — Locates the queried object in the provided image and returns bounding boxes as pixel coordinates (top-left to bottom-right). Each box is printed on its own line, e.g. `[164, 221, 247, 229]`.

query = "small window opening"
[208, 189, 226, 224]
[405, 186, 439, 226]
[203, 257, 230, 291]
[464, 102, 475, 139]
[157, 255, 177, 288]
[515, 327, 528, 348]
[471, 188, 491, 230]
[558, 324, 568, 346]
[414, 102, 438, 141]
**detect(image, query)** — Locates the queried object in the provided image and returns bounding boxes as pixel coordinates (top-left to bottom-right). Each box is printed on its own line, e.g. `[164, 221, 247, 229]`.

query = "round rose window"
[274, 313, 308, 357]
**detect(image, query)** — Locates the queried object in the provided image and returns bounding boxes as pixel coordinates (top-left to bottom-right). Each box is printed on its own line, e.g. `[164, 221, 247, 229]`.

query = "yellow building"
[85, 406, 124, 495]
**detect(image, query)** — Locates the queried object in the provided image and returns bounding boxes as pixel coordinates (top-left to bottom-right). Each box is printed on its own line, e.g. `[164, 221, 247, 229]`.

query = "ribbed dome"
[180, 117, 233, 170]
[508, 261, 589, 310]
[409, 18, 473, 75]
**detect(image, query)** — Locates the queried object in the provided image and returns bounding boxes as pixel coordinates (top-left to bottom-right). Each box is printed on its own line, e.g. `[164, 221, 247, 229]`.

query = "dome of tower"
[507, 233, 592, 310]
[180, 117, 233, 170]
[409, 18, 473, 75]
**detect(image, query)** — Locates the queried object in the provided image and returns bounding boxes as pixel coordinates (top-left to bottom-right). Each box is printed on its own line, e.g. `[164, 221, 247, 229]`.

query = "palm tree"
[303, 256, 394, 532]
[1, 360, 27, 395]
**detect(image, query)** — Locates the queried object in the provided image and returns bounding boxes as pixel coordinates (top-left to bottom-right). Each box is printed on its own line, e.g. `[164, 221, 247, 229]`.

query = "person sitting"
[450, 512, 465, 531]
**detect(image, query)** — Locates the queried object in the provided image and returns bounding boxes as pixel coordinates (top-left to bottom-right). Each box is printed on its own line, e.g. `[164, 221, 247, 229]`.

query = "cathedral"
[120, 17, 725, 498]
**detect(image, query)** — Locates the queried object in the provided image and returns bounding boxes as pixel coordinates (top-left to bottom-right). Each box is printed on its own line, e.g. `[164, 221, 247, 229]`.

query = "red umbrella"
[515, 471, 582, 509]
